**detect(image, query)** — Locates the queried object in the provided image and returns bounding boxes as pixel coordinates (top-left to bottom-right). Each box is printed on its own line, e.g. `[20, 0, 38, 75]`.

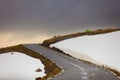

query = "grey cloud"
[0, 0, 120, 35]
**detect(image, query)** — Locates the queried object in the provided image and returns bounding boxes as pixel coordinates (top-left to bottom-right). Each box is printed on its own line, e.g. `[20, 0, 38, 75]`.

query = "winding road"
[24, 44, 120, 80]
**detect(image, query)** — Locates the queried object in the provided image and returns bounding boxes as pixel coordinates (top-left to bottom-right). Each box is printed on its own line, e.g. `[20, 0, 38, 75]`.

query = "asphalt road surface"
[24, 44, 120, 80]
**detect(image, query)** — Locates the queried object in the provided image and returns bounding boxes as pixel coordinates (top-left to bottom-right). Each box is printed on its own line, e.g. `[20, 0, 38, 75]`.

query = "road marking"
[65, 60, 98, 80]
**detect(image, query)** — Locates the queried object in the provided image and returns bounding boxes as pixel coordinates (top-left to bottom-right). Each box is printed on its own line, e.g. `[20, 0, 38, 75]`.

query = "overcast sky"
[0, 0, 120, 47]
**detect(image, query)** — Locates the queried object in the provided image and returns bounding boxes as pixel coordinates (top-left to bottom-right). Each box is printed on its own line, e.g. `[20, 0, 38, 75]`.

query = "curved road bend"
[24, 44, 119, 80]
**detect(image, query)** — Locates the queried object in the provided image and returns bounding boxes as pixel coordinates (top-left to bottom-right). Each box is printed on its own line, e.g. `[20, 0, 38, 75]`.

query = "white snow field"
[0, 52, 46, 80]
[51, 31, 120, 72]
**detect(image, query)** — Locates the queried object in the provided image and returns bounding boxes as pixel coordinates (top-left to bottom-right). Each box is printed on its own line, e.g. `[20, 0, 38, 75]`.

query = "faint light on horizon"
[0, 33, 49, 48]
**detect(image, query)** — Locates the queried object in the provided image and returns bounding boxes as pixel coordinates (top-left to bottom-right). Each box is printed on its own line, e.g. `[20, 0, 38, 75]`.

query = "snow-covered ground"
[51, 31, 120, 72]
[0, 52, 46, 80]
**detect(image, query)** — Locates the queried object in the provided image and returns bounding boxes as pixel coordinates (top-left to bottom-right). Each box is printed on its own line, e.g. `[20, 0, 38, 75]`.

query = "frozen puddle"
[0, 52, 46, 80]
[51, 31, 120, 72]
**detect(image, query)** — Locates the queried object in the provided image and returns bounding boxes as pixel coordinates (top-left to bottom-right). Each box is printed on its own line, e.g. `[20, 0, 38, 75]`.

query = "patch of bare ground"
[42, 28, 120, 78]
[0, 45, 61, 80]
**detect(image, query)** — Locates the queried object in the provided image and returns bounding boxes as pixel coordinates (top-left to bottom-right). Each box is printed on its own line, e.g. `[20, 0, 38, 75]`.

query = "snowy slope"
[51, 31, 120, 72]
[0, 52, 46, 80]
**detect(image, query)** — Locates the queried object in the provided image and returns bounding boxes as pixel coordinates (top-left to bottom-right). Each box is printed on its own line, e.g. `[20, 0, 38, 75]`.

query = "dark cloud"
[0, 0, 120, 35]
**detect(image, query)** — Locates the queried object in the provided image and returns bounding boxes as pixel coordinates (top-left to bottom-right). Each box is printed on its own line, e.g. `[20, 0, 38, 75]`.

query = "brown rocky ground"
[43, 28, 120, 47]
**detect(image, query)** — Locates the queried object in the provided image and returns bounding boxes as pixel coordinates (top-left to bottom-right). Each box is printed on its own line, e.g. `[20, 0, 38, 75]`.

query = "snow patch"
[0, 52, 46, 80]
[51, 31, 120, 72]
